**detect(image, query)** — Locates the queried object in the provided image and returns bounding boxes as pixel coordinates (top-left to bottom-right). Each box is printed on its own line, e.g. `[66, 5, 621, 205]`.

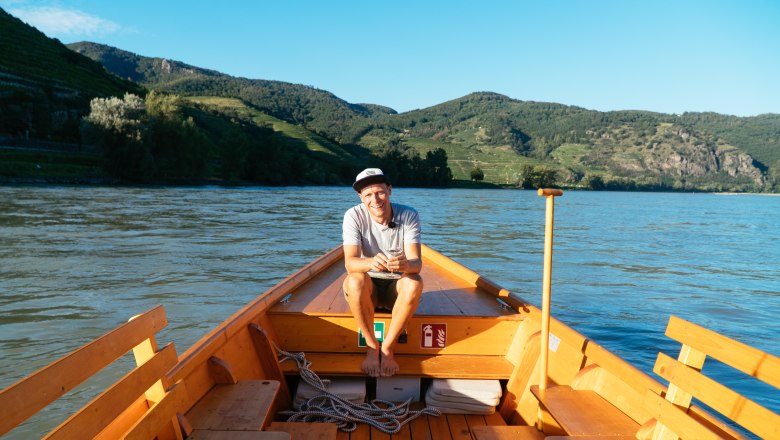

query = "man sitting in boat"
[342, 168, 423, 377]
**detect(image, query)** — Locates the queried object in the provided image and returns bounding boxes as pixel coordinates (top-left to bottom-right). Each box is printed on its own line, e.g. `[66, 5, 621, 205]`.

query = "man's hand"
[369, 254, 389, 272]
[343, 244, 420, 275]
[385, 253, 408, 273]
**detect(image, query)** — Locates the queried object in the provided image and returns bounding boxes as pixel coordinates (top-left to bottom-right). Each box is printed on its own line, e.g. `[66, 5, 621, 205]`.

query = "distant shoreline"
[2, 178, 779, 196]
[714, 192, 780, 196]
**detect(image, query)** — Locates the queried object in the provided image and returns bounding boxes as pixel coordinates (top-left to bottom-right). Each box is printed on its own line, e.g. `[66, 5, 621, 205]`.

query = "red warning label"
[421, 323, 446, 348]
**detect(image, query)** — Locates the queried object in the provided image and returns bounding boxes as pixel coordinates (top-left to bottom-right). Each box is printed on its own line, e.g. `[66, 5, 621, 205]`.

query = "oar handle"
[537, 188, 563, 197]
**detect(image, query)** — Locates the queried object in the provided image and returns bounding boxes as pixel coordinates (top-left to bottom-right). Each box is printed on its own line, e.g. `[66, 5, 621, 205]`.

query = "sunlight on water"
[0, 186, 778, 438]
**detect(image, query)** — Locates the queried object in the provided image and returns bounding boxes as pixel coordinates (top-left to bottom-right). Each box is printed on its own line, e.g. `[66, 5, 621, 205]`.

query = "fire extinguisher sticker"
[421, 323, 446, 348]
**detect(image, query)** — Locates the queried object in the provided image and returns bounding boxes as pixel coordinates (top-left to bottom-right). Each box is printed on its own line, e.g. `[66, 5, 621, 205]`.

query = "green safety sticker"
[358, 322, 385, 347]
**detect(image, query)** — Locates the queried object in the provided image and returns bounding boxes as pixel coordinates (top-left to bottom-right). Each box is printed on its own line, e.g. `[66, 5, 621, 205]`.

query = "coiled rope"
[276, 347, 440, 434]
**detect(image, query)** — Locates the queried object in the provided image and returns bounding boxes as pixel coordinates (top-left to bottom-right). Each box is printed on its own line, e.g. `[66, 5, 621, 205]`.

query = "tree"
[145, 92, 209, 180]
[519, 165, 557, 189]
[219, 126, 250, 180]
[83, 93, 145, 140]
[422, 148, 453, 186]
[376, 141, 452, 187]
[82, 93, 152, 180]
[584, 174, 605, 190]
[82, 92, 210, 182]
[470, 166, 485, 181]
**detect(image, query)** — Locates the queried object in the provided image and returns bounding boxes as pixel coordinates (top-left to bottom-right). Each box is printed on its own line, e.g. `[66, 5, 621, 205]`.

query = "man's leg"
[343, 273, 381, 377]
[381, 274, 423, 376]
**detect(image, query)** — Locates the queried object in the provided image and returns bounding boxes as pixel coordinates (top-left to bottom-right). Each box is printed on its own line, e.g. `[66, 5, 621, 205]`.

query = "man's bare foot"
[361, 348, 381, 377]
[380, 348, 399, 377]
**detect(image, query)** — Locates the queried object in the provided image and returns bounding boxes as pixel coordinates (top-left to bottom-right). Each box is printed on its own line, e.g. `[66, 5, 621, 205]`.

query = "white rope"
[276, 347, 441, 434]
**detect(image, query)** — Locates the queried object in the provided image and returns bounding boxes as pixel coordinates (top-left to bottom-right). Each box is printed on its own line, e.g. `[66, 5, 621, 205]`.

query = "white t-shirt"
[342, 203, 421, 258]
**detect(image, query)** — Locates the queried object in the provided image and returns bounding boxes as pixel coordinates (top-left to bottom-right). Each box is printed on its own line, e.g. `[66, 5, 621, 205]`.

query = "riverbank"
[2, 145, 778, 194]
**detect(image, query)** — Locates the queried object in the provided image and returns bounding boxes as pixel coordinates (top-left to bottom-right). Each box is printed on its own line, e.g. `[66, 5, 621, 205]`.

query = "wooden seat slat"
[483, 411, 508, 426]
[654, 352, 780, 440]
[408, 413, 432, 440]
[648, 315, 780, 440]
[270, 314, 520, 357]
[472, 426, 546, 440]
[267, 422, 338, 440]
[189, 431, 290, 440]
[446, 414, 473, 440]
[269, 249, 520, 318]
[0, 305, 168, 436]
[123, 380, 188, 440]
[665, 315, 780, 388]
[348, 421, 371, 440]
[280, 353, 514, 379]
[44, 343, 178, 440]
[530, 385, 638, 436]
[545, 436, 635, 439]
[187, 380, 280, 431]
[641, 389, 722, 440]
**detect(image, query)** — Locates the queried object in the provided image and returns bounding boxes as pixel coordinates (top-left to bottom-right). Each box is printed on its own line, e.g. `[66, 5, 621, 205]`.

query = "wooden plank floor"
[269, 255, 519, 318]
[333, 410, 511, 440]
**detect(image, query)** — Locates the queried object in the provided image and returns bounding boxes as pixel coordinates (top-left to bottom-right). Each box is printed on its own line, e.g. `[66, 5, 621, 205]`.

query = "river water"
[1, 186, 778, 438]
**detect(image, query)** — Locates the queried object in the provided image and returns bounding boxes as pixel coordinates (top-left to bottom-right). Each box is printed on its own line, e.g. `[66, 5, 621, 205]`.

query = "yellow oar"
[537, 188, 563, 391]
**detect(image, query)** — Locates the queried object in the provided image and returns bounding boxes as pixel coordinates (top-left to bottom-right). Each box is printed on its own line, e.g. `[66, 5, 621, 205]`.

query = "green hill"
[0, 8, 140, 141]
[0, 9, 366, 185]
[68, 42, 386, 144]
[184, 96, 367, 178]
[363, 93, 778, 191]
[69, 41, 780, 191]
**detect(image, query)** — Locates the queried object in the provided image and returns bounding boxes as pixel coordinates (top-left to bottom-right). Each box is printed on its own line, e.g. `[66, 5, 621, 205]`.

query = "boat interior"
[1, 245, 778, 440]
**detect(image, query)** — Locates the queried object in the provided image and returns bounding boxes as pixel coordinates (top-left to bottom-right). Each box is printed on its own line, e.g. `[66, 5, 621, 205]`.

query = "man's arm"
[344, 244, 389, 274]
[380, 243, 421, 274]
[399, 242, 422, 274]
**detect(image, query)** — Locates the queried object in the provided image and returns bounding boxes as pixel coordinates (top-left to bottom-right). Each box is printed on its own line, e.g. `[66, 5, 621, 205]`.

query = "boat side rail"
[503, 306, 665, 426]
[504, 310, 744, 439]
[167, 246, 345, 385]
[647, 315, 780, 440]
[0, 305, 187, 440]
[420, 245, 528, 311]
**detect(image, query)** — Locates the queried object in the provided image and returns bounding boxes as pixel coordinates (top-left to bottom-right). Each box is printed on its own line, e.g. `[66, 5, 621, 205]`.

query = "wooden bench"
[279, 352, 514, 379]
[178, 324, 283, 438]
[186, 379, 280, 432]
[644, 315, 780, 440]
[0, 305, 187, 440]
[525, 312, 776, 439]
[523, 317, 646, 437]
[530, 385, 639, 436]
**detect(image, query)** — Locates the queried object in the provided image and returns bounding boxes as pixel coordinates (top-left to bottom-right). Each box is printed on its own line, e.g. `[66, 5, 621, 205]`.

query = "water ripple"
[0, 187, 778, 438]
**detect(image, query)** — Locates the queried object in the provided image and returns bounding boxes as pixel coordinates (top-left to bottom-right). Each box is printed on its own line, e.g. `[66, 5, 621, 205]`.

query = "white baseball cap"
[353, 168, 390, 192]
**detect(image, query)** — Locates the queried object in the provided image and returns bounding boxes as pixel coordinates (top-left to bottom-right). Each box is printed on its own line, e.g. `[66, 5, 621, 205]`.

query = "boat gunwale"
[166, 244, 530, 381]
[167, 246, 345, 381]
[164, 243, 739, 439]
[2, 243, 755, 439]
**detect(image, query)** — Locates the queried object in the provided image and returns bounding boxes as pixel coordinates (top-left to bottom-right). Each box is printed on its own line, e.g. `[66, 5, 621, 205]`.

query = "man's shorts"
[344, 277, 398, 311]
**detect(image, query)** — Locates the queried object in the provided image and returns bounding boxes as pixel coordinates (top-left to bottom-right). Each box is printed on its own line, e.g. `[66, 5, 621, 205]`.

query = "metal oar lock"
[537, 188, 563, 391]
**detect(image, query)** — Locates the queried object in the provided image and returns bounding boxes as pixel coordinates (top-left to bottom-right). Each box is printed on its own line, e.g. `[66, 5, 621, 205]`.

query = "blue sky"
[4, 0, 779, 116]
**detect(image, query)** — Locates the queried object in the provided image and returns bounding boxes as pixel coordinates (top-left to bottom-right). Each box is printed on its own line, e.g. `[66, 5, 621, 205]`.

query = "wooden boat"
[1, 190, 778, 440]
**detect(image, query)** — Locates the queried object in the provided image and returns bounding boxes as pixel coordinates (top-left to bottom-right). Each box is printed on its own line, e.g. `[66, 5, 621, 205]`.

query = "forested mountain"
[0, 7, 451, 186]
[2, 5, 777, 191]
[68, 42, 390, 144]
[364, 93, 778, 191]
[0, 9, 364, 185]
[68, 42, 779, 192]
